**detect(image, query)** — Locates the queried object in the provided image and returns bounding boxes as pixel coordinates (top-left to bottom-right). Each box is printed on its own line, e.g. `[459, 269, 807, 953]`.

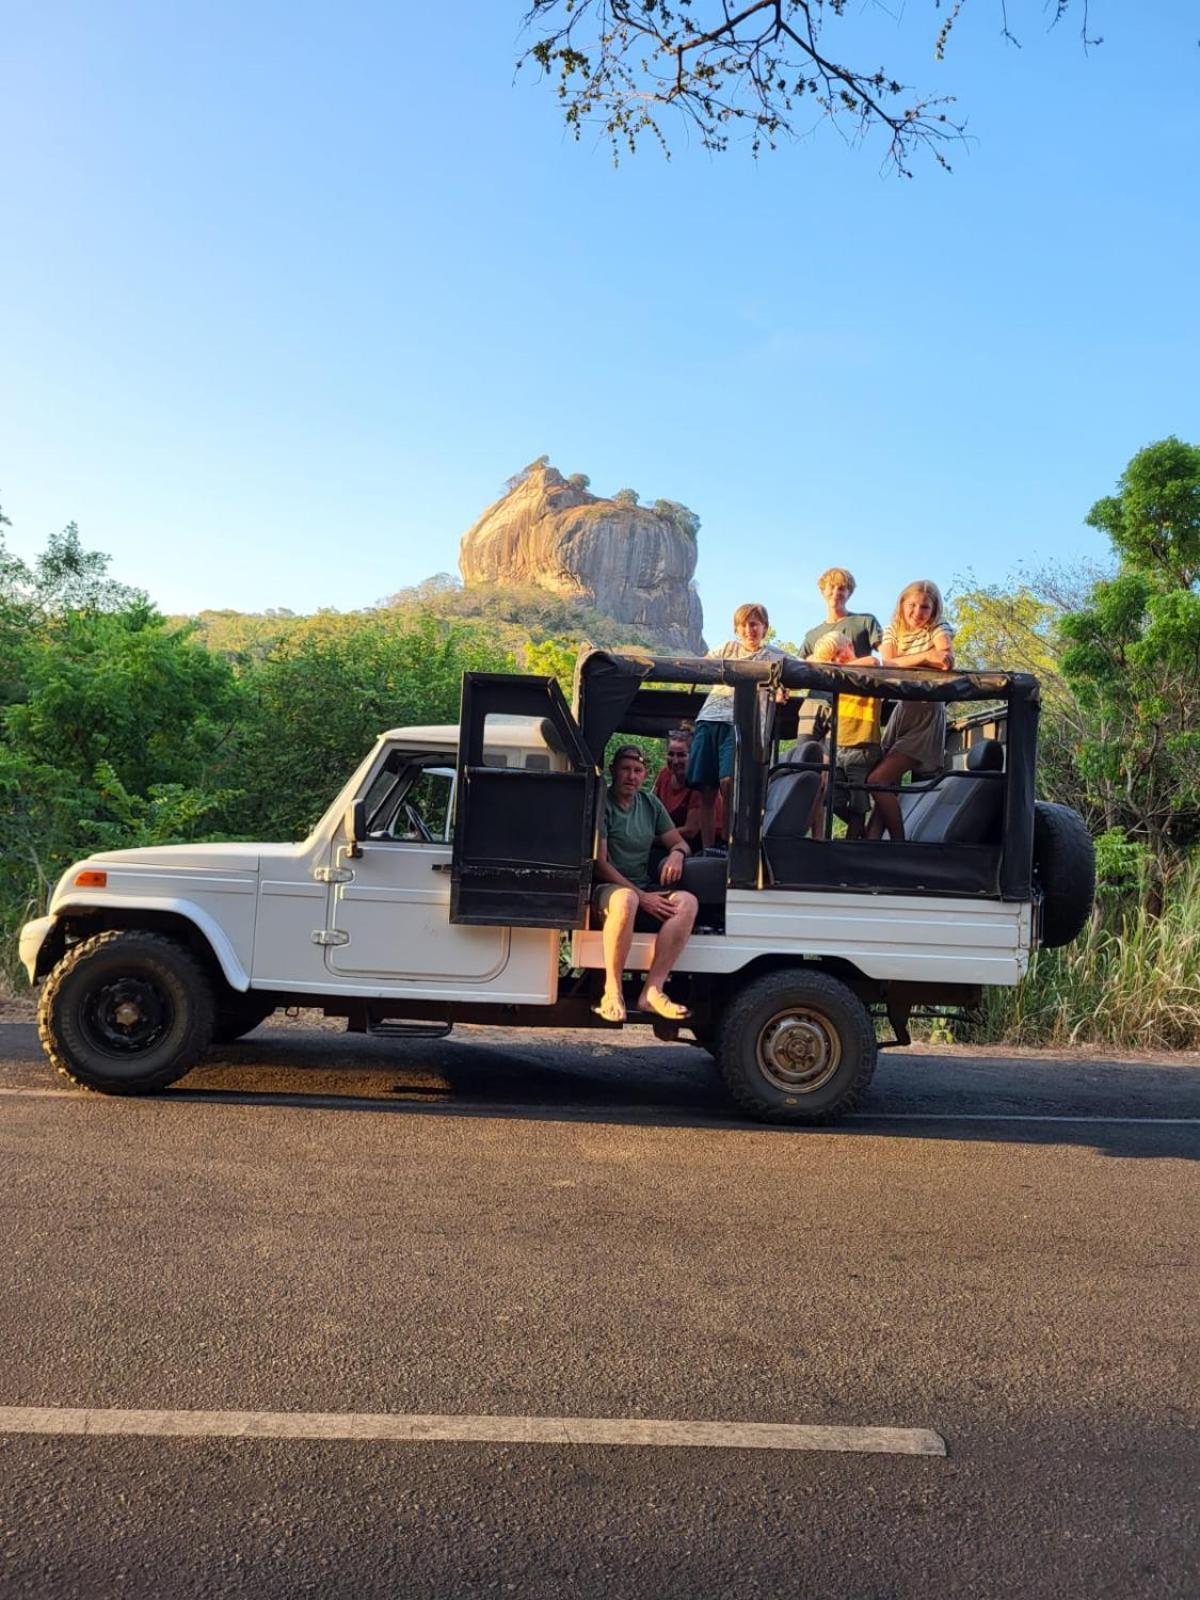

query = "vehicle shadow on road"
[159, 1028, 1200, 1162]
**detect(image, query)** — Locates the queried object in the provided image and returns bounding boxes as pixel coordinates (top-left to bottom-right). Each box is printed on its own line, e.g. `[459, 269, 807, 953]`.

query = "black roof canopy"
[573, 648, 1038, 765]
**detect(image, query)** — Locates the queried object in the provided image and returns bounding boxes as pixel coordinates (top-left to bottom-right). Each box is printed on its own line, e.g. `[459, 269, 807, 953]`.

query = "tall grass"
[978, 855, 1200, 1051]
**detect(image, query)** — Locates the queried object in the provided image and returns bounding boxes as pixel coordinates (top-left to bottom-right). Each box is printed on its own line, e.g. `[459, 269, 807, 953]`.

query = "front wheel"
[38, 930, 214, 1094]
[715, 969, 877, 1124]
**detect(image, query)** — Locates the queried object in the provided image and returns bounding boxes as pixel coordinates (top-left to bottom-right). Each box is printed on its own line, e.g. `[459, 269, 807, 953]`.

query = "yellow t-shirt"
[835, 692, 881, 748]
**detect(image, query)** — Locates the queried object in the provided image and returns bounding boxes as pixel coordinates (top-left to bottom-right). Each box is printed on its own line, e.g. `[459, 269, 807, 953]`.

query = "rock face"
[459, 463, 705, 652]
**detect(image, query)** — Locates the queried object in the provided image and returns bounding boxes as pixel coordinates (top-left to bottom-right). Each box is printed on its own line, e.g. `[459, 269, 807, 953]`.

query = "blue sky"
[2, 1, 1198, 642]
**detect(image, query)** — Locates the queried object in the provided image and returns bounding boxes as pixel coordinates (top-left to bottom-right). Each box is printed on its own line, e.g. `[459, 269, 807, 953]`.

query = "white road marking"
[0, 1084, 1194, 1125]
[0, 1406, 944, 1456]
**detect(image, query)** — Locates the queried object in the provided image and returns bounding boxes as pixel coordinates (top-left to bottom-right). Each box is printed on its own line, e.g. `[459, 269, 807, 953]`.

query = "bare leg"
[717, 776, 732, 844]
[598, 888, 638, 1020]
[865, 750, 913, 841]
[698, 789, 718, 850]
[638, 892, 699, 1017]
[810, 778, 827, 840]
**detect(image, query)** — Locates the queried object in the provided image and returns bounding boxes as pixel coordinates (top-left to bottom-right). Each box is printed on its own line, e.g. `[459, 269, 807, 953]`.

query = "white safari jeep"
[20, 650, 1094, 1123]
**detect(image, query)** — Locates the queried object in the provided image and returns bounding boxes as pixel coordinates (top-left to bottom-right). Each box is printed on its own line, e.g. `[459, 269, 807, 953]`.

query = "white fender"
[50, 895, 252, 992]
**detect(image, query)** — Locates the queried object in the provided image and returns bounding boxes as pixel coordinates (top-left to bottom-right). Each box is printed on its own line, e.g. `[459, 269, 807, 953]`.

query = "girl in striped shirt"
[865, 580, 955, 841]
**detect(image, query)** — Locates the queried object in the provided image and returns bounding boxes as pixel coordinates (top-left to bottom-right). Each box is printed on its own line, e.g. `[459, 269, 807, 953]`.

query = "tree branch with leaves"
[520, 0, 1101, 175]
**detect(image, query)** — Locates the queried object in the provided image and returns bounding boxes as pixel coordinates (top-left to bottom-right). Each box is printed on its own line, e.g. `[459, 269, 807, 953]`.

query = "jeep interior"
[448, 653, 1038, 934]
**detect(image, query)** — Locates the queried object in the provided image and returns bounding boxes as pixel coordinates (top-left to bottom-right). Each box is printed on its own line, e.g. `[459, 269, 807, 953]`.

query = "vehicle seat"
[762, 740, 825, 842]
[898, 769, 942, 832]
[906, 739, 1005, 846]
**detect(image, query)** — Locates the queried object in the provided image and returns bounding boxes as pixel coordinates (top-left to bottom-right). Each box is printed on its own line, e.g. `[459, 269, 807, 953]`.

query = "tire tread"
[715, 968, 877, 1124]
[38, 929, 214, 1095]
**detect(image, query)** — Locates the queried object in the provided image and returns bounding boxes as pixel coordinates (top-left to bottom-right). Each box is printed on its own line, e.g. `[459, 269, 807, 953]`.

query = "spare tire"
[1033, 802, 1095, 949]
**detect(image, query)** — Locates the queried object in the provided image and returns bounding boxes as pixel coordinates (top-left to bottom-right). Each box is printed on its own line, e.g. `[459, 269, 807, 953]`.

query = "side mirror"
[344, 798, 367, 859]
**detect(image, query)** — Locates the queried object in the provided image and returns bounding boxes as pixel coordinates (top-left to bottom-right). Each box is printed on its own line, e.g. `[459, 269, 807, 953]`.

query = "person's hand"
[929, 646, 954, 670]
[638, 889, 679, 922]
[658, 848, 686, 886]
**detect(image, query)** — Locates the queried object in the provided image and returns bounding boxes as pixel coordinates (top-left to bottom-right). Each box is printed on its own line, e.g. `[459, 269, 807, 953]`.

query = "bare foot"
[592, 992, 626, 1024]
[637, 986, 690, 1021]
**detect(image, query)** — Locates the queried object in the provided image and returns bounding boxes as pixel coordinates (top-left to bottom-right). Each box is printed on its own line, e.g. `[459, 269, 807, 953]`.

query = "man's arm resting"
[656, 827, 691, 886]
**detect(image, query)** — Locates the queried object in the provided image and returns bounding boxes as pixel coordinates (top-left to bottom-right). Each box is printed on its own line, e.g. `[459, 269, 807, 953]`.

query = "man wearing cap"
[593, 745, 699, 1025]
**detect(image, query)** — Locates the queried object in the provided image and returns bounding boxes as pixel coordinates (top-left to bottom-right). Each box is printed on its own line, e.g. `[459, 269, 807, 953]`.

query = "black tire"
[714, 969, 876, 1124]
[37, 930, 214, 1095]
[212, 997, 277, 1044]
[1033, 802, 1095, 950]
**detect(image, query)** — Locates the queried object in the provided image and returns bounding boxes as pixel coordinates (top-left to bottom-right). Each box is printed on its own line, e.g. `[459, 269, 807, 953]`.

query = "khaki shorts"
[834, 742, 883, 818]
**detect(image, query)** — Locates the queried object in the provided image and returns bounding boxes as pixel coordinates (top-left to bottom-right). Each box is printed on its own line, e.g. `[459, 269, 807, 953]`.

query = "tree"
[0, 521, 248, 973]
[505, 455, 551, 492]
[521, 1, 1104, 175]
[952, 437, 1200, 918]
[613, 487, 639, 507]
[1085, 437, 1200, 592]
[233, 613, 515, 840]
[653, 498, 700, 540]
[1058, 571, 1200, 911]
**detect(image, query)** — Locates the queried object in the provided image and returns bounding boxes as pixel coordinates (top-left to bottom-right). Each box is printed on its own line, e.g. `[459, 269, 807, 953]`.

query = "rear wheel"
[715, 969, 876, 1124]
[38, 930, 214, 1094]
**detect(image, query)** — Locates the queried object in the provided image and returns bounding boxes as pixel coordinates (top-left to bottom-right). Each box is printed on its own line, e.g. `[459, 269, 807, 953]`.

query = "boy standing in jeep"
[686, 603, 787, 852]
[800, 568, 882, 664]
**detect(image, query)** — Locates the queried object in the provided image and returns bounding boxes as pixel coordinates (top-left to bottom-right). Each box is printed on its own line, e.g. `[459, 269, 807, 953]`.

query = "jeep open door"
[450, 674, 603, 929]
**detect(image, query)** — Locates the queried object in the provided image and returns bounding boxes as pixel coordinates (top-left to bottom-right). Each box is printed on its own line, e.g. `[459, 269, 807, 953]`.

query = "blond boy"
[808, 630, 883, 840]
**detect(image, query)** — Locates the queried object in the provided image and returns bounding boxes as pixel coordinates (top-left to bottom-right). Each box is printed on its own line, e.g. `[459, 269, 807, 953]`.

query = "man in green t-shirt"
[593, 745, 698, 1026]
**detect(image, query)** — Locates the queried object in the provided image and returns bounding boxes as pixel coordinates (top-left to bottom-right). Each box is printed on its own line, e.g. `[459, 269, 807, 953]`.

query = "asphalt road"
[1, 1019, 1197, 1599]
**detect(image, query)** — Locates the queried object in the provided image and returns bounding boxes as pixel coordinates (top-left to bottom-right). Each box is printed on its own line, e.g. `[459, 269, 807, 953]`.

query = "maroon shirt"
[653, 769, 724, 839]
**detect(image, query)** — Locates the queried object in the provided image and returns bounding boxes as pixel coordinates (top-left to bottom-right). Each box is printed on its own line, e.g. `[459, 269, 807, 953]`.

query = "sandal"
[637, 987, 690, 1021]
[591, 994, 626, 1024]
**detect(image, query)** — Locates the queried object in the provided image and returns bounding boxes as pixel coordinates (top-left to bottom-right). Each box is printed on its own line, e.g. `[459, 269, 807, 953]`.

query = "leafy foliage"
[0, 528, 248, 965]
[230, 612, 516, 841]
[1085, 436, 1200, 591]
[954, 437, 1200, 919]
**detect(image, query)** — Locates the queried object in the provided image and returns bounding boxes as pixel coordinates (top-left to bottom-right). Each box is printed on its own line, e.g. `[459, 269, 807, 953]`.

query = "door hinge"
[314, 865, 354, 884]
[311, 929, 350, 947]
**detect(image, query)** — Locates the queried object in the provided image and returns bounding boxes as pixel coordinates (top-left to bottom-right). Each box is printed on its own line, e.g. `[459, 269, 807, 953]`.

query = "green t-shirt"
[801, 613, 882, 659]
[602, 788, 675, 889]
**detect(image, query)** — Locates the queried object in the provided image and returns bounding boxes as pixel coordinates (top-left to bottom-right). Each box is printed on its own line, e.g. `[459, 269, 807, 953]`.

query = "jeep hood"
[84, 842, 275, 872]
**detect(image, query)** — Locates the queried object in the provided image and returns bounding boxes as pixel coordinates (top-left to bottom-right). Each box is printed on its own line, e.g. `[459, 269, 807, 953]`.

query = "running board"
[364, 1020, 453, 1040]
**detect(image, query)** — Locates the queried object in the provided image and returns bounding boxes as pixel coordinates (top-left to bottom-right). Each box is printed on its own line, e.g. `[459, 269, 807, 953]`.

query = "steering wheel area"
[403, 802, 434, 843]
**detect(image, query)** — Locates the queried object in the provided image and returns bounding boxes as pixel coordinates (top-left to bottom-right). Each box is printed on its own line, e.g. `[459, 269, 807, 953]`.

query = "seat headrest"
[967, 738, 1004, 772]
[785, 739, 826, 767]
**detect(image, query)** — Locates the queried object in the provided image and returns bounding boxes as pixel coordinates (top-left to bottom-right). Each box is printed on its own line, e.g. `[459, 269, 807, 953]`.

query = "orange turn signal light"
[74, 870, 108, 888]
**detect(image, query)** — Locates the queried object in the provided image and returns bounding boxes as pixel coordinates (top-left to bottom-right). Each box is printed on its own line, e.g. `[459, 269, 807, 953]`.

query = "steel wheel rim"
[80, 975, 174, 1059]
[756, 1006, 842, 1094]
